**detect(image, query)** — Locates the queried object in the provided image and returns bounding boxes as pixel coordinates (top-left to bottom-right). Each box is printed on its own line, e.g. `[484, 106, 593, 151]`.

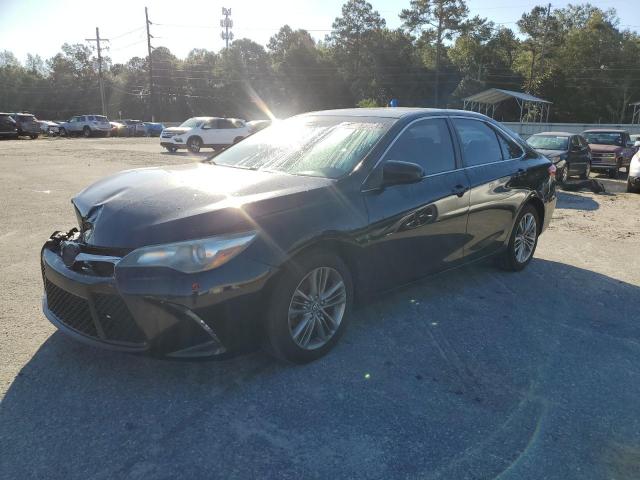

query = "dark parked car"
[583, 129, 635, 178]
[527, 132, 592, 183]
[143, 122, 165, 137]
[0, 113, 18, 139]
[40, 108, 557, 363]
[11, 112, 40, 139]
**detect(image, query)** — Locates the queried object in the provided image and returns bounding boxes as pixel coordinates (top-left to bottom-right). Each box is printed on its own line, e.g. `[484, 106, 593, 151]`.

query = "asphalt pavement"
[1, 137, 639, 479]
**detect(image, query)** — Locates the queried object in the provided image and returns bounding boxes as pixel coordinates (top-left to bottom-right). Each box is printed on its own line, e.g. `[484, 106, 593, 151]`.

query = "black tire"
[560, 164, 569, 184]
[579, 162, 591, 180]
[627, 178, 640, 193]
[165, 146, 178, 153]
[498, 203, 540, 272]
[264, 250, 353, 364]
[82, 126, 91, 138]
[59, 127, 67, 137]
[30, 134, 38, 140]
[187, 136, 202, 153]
[233, 136, 244, 144]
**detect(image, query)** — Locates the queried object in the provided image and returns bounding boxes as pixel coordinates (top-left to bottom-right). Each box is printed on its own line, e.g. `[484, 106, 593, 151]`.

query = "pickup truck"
[582, 129, 636, 178]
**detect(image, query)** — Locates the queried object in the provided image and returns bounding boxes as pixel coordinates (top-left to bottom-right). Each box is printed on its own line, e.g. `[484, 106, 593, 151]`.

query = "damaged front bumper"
[41, 229, 274, 358]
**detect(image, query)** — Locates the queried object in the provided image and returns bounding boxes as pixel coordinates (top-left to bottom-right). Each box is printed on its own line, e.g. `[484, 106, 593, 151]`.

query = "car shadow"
[2, 260, 640, 479]
[556, 191, 600, 211]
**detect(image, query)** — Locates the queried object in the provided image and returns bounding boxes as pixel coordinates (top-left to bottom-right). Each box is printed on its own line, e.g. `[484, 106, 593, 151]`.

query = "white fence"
[503, 122, 640, 138]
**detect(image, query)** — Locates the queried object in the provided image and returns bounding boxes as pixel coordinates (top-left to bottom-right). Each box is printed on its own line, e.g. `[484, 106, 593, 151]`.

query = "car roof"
[532, 131, 575, 137]
[307, 107, 480, 119]
[583, 129, 627, 133]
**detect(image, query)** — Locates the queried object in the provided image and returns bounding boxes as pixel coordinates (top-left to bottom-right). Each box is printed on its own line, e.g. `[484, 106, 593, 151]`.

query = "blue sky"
[0, 0, 637, 64]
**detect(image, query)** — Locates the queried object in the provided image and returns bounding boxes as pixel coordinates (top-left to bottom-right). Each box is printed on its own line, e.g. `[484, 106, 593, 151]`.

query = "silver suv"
[59, 115, 112, 138]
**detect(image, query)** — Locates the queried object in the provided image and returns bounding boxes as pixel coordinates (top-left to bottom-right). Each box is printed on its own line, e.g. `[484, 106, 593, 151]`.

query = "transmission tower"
[220, 8, 234, 49]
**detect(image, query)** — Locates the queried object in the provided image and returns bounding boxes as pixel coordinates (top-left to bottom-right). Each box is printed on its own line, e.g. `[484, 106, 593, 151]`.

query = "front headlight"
[119, 232, 256, 273]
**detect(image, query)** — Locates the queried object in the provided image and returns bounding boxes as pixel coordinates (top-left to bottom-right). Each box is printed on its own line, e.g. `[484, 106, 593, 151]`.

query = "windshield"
[210, 116, 393, 178]
[584, 132, 623, 146]
[527, 135, 568, 150]
[180, 118, 205, 129]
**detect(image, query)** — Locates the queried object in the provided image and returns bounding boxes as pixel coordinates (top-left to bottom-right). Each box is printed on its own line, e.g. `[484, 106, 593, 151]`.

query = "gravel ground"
[1, 137, 639, 479]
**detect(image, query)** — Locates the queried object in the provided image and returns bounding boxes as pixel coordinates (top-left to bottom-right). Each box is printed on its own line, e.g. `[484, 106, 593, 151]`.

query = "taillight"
[548, 164, 557, 178]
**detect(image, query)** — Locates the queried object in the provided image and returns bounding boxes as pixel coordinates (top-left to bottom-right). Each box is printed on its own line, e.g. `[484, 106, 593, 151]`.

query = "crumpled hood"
[72, 163, 334, 248]
[588, 144, 622, 153]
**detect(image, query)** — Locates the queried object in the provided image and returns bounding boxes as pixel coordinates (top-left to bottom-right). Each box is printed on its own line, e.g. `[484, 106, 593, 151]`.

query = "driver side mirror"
[633, 141, 640, 148]
[382, 160, 424, 186]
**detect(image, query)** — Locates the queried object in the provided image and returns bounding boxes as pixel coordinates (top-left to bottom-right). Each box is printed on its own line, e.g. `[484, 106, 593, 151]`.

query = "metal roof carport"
[630, 101, 640, 124]
[463, 88, 552, 123]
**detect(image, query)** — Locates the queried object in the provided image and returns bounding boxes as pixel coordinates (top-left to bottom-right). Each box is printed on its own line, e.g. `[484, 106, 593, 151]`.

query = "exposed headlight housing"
[119, 232, 256, 273]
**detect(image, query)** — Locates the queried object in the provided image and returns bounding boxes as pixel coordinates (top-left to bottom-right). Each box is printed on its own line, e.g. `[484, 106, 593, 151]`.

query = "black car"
[11, 112, 40, 139]
[527, 132, 592, 183]
[40, 108, 557, 363]
[0, 113, 18, 139]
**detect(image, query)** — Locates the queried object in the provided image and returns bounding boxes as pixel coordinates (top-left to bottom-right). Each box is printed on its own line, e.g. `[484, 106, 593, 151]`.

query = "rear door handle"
[452, 184, 469, 197]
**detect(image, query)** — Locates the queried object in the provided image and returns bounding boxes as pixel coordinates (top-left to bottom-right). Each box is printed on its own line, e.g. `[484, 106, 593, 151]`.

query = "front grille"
[94, 294, 145, 344]
[45, 280, 97, 337]
[591, 152, 616, 162]
[44, 279, 146, 346]
[161, 132, 176, 138]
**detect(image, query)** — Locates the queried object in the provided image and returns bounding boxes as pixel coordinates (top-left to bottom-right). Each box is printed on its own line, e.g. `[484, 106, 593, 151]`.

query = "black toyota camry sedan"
[41, 108, 557, 363]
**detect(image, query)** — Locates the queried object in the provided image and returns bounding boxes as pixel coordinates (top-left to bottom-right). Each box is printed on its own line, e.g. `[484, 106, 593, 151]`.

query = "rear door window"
[494, 129, 524, 160]
[452, 118, 503, 167]
[216, 119, 235, 129]
[384, 118, 456, 175]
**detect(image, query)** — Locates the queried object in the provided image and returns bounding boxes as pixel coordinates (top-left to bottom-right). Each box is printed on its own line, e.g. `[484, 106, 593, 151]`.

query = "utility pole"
[86, 27, 109, 116]
[145, 6, 155, 122]
[220, 8, 234, 49]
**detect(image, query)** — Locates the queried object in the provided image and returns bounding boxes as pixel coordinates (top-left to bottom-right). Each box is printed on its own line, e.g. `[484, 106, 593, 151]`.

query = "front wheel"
[265, 251, 353, 363]
[187, 136, 202, 153]
[30, 134, 38, 139]
[560, 164, 569, 184]
[579, 162, 591, 180]
[164, 146, 178, 153]
[498, 204, 540, 272]
[627, 177, 640, 193]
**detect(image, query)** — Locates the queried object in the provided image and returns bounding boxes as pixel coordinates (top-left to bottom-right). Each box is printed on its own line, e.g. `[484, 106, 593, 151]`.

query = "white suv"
[160, 117, 251, 153]
[59, 115, 112, 137]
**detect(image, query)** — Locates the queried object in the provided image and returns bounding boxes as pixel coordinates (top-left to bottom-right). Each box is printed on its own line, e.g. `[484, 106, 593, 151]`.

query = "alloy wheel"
[287, 267, 346, 350]
[561, 166, 568, 183]
[514, 213, 537, 263]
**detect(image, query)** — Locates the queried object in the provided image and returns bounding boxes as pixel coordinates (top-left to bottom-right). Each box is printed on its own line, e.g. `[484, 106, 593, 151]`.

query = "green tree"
[400, 0, 469, 106]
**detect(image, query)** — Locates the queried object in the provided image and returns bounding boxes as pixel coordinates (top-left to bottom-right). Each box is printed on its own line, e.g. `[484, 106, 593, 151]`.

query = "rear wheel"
[233, 136, 244, 144]
[498, 204, 540, 272]
[265, 251, 352, 363]
[187, 136, 202, 153]
[29, 134, 38, 139]
[627, 177, 640, 193]
[82, 126, 91, 138]
[59, 127, 67, 137]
